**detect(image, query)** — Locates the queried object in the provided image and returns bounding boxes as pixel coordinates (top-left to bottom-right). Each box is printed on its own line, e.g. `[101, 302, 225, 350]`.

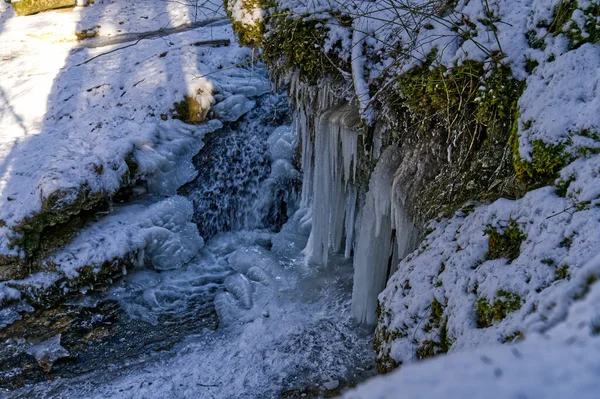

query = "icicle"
[298, 108, 313, 209]
[302, 101, 362, 265]
[344, 185, 357, 259]
[304, 110, 333, 265]
[352, 146, 402, 325]
[391, 171, 419, 263]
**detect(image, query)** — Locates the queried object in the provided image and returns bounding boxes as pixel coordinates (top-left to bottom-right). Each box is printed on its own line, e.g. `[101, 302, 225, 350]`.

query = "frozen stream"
[11, 222, 375, 398]
[2, 93, 375, 398]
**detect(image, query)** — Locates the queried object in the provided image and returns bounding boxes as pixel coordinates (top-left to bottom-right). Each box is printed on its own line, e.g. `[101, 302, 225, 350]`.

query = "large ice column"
[301, 103, 361, 265]
[352, 146, 402, 325]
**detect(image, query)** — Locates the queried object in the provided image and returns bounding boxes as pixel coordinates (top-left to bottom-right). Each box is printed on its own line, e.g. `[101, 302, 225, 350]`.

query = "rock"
[25, 334, 70, 372]
[11, 0, 76, 16]
[323, 379, 340, 390]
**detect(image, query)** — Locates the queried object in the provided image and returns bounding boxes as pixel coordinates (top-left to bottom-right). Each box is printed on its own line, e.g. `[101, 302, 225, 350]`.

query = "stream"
[0, 93, 375, 398]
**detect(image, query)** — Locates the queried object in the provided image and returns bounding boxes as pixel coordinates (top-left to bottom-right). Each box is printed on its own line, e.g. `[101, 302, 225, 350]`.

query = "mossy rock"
[11, 0, 76, 16]
[397, 57, 525, 223]
[172, 95, 209, 124]
[0, 255, 27, 281]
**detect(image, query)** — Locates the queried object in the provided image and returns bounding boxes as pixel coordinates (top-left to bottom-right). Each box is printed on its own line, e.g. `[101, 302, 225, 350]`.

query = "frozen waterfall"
[292, 77, 420, 325]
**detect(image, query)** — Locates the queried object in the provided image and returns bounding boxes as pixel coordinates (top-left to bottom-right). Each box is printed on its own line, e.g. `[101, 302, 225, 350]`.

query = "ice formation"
[49, 196, 203, 276]
[351, 146, 402, 325]
[299, 101, 361, 266]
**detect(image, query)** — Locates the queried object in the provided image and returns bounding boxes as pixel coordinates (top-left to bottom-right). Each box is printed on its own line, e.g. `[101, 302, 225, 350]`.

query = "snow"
[49, 195, 204, 277]
[346, 254, 600, 399]
[0, 0, 269, 260]
[518, 44, 600, 160]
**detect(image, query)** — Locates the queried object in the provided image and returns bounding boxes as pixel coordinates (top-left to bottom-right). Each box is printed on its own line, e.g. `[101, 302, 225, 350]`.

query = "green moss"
[172, 95, 208, 124]
[555, 264, 571, 281]
[224, 0, 273, 46]
[564, 3, 600, 48]
[429, 297, 444, 326]
[484, 218, 526, 261]
[525, 59, 539, 74]
[511, 129, 570, 186]
[559, 235, 573, 248]
[263, 16, 331, 80]
[400, 56, 524, 221]
[11, 0, 75, 16]
[555, 175, 575, 197]
[475, 290, 522, 328]
[396, 56, 484, 133]
[526, 29, 546, 50]
[232, 20, 265, 47]
[541, 258, 555, 266]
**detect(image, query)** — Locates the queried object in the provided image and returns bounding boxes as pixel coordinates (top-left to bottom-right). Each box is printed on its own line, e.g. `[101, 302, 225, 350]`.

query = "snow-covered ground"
[0, 0, 265, 262]
[346, 254, 600, 399]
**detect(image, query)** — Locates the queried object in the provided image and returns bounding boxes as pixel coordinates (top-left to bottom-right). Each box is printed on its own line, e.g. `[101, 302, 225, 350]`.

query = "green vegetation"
[555, 264, 571, 281]
[11, 0, 75, 16]
[511, 128, 571, 186]
[548, 0, 578, 35]
[263, 16, 332, 80]
[484, 218, 526, 261]
[555, 175, 575, 197]
[172, 95, 208, 124]
[429, 297, 444, 326]
[475, 290, 522, 328]
[223, 0, 274, 46]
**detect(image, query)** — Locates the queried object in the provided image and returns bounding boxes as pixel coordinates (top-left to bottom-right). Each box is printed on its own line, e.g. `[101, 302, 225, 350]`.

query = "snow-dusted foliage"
[346, 254, 600, 398]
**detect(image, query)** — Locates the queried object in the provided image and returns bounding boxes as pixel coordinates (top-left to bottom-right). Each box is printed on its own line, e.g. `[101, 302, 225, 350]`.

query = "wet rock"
[25, 334, 70, 372]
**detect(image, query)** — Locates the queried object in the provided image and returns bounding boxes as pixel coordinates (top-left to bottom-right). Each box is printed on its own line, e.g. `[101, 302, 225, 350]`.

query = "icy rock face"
[25, 334, 70, 372]
[48, 196, 203, 276]
[292, 76, 419, 325]
[134, 120, 223, 196]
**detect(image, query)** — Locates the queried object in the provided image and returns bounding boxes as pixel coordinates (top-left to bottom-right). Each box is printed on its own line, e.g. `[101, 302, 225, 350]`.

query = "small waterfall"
[179, 93, 299, 238]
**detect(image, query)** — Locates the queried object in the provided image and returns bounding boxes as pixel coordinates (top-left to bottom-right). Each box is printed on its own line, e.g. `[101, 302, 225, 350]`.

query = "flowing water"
[0, 92, 375, 398]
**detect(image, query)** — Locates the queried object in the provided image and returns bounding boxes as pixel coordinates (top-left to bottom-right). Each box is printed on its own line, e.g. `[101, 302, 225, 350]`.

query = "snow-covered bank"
[0, 0, 269, 281]
[230, 0, 600, 393]
[346, 254, 600, 399]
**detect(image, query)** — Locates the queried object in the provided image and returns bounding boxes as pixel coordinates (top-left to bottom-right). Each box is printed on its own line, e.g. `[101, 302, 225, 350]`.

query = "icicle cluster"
[351, 146, 401, 325]
[291, 76, 361, 265]
[291, 74, 419, 325]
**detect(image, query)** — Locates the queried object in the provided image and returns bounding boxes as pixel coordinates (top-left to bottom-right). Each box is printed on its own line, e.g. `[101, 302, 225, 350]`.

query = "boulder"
[11, 0, 76, 16]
